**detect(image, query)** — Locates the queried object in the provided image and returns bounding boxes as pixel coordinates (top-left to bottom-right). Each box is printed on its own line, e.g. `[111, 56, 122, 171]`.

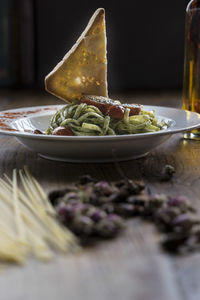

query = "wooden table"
[0, 89, 199, 300]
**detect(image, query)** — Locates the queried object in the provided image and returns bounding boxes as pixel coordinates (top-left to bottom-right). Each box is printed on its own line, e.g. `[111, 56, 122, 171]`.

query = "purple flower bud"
[95, 181, 113, 195]
[57, 202, 67, 217]
[172, 214, 200, 231]
[90, 209, 107, 222]
[106, 214, 124, 228]
[63, 192, 79, 202]
[72, 216, 94, 236]
[70, 201, 85, 208]
[173, 214, 190, 226]
[107, 213, 121, 222]
[167, 195, 194, 213]
[56, 202, 75, 223]
[168, 195, 189, 208]
[95, 219, 118, 238]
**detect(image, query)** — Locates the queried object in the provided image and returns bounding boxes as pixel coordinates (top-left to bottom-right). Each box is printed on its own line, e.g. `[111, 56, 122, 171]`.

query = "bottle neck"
[187, 0, 200, 11]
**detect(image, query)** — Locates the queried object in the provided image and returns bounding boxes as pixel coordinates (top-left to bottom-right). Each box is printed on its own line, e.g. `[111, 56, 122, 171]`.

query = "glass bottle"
[183, 0, 200, 139]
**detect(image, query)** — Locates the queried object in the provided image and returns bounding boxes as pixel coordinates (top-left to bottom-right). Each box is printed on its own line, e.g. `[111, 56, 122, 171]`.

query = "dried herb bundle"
[49, 175, 200, 253]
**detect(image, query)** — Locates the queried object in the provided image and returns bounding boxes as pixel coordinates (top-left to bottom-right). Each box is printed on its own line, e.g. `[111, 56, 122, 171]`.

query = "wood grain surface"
[0, 89, 199, 300]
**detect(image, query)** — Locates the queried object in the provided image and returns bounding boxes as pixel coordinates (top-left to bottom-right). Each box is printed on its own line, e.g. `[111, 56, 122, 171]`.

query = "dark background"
[0, 0, 189, 92]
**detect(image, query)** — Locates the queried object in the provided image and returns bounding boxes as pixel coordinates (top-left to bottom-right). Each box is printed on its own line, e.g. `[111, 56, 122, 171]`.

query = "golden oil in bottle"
[183, 0, 200, 139]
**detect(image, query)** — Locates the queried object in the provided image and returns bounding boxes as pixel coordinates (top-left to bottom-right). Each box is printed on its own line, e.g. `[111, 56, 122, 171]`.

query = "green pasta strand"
[46, 101, 166, 136]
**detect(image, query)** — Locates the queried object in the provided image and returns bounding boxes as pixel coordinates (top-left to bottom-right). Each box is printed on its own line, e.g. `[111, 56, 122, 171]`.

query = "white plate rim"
[0, 104, 200, 141]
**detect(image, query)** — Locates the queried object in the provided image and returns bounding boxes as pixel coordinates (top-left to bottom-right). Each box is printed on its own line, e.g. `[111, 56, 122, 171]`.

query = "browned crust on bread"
[45, 8, 107, 102]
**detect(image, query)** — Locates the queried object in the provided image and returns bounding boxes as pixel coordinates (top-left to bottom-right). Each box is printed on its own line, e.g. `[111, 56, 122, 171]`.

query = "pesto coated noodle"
[46, 101, 166, 136]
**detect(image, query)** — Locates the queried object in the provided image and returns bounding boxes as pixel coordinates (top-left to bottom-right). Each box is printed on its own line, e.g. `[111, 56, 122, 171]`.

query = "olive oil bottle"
[183, 0, 200, 139]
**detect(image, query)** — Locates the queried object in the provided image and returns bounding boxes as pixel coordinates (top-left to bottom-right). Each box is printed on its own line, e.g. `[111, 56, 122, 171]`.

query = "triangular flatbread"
[45, 8, 108, 102]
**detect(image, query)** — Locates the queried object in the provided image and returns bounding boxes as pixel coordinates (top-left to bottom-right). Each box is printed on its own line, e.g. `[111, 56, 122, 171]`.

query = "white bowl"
[0, 105, 200, 163]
